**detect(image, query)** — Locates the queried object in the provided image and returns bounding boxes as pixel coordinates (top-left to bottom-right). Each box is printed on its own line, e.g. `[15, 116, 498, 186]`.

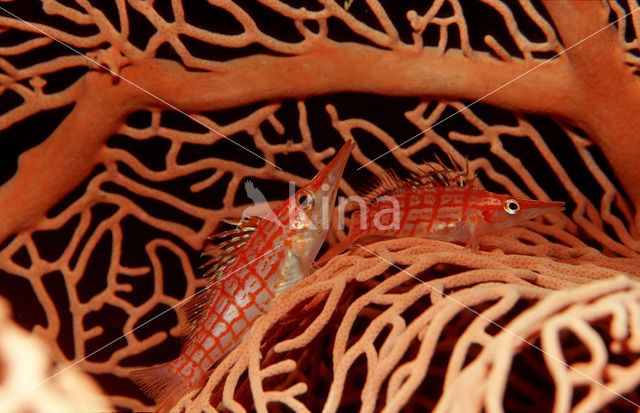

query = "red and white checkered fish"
[131, 140, 355, 411]
[316, 155, 564, 265]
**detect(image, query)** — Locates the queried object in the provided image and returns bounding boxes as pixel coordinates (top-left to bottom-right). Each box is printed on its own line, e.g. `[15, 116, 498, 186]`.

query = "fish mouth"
[310, 139, 355, 195]
[519, 199, 565, 214]
[543, 200, 565, 212]
[326, 140, 355, 184]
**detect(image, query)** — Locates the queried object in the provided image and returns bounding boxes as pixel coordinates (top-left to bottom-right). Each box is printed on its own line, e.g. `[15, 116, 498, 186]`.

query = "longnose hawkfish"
[316, 155, 564, 266]
[131, 140, 355, 412]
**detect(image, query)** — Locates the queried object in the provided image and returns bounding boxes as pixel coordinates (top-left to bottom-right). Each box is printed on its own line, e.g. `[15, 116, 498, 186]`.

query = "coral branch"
[0, 47, 573, 242]
[543, 0, 640, 225]
[2, 1, 640, 410]
[180, 238, 640, 412]
[0, 297, 111, 412]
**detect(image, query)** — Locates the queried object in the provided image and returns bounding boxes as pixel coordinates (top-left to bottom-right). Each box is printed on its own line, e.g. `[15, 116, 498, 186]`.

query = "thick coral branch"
[543, 0, 640, 225]
[2, 2, 640, 410]
[0, 44, 573, 242]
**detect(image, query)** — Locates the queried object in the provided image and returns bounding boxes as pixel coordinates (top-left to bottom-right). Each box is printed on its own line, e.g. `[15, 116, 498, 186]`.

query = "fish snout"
[541, 200, 565, 212]
[517, 199, 565, 221]
[310, 140, 355, 194]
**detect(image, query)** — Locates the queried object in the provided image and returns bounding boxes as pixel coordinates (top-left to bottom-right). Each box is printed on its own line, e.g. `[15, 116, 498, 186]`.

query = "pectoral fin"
[273, 251, 307, 298]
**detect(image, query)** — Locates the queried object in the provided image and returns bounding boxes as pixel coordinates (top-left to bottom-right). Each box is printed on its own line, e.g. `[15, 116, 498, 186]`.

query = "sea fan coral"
[0, 296, 110, 412]
[1, 0, 640, 411]
[177, 238, 640, 412]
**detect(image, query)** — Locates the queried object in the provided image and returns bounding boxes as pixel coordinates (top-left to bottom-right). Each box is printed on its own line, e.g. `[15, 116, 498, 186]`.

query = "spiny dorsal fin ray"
[356, 153, 476, 204]
[200, 216, 260, 280]
[177, 215, 260, 349]
[412, 153, 476, 188]
[356, 168, 404, 205]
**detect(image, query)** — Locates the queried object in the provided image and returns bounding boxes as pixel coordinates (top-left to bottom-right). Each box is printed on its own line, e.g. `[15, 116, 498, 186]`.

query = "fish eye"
[298, 191, 314, 209]
[503, 199, 520, 215]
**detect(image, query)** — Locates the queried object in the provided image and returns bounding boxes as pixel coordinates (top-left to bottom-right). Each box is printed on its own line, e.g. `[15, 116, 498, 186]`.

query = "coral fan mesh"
[1, 0, 640, 411]
[0, 295, 110, 411]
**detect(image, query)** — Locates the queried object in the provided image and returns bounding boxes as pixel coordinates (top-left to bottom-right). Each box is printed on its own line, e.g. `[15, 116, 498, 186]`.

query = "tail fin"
[130, 363, 188, 412]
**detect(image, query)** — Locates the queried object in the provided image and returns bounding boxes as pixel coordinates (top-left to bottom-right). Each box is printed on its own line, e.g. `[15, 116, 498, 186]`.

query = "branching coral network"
[0, 0, 640, 411]
[181, 239, 640, 412]
[0, 296, 110, 412]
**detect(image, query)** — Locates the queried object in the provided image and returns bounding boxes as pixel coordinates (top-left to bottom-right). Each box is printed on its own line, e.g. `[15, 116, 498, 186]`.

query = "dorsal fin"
[200, 216, 260, 280]
[357, 153, 476, 204]
[410, 153, 476, 188]
[356, 168, 404, 204]
[177, 216, 260, 347]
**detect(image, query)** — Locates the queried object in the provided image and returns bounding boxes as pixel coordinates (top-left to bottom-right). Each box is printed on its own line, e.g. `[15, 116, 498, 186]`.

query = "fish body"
[316, 159, 564, 265]
[131, 140, 355, 411]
